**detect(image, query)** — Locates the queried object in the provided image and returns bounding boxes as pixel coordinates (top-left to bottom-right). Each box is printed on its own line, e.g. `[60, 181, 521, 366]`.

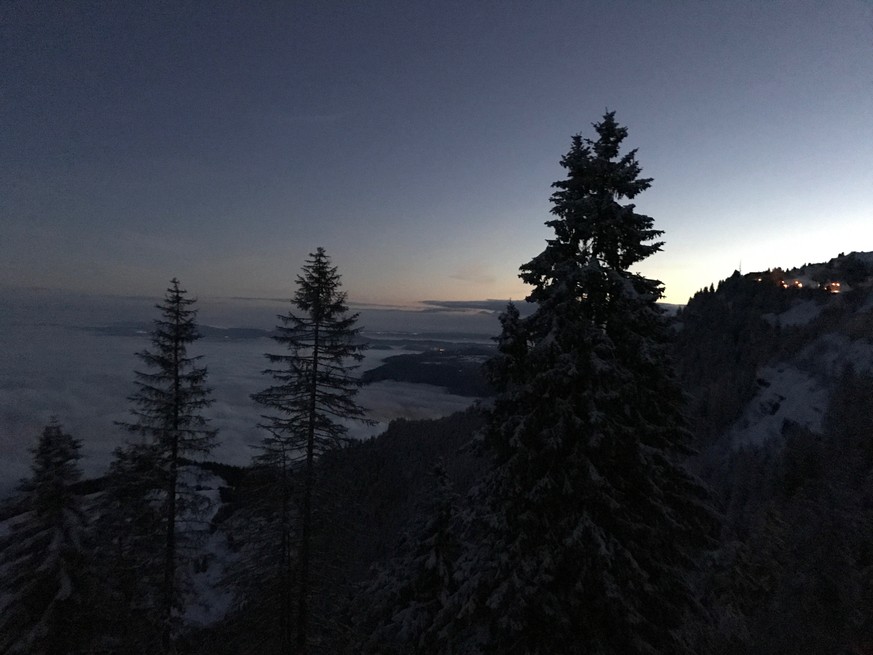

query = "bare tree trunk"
[280, 445, 293, 653]
[162, 441, 177, 654]
[297, 323, 320, 654]
[162, 318, 181, 654]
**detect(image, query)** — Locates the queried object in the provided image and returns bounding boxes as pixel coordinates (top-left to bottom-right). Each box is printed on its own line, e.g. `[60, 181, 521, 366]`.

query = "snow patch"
[183, 470, 237, 628]
[762, 300, 823, 327]
[796, 333, 873, 378]
[728, 365, 828, 449]
[184, 527, 237, 627]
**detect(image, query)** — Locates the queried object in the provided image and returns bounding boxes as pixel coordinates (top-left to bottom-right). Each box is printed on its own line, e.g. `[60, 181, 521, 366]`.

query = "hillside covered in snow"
[673, 250, 873, 653]
[676, 250, 873, 453]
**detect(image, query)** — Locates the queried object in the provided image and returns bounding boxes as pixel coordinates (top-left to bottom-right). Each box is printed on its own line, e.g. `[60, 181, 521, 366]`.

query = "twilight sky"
[2, 1, 872, 305]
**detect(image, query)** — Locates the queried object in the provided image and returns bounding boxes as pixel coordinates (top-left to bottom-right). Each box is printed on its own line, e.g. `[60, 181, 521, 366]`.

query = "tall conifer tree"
[115, 277, 216, 652]
[453, 113, 717, 654]
[0, 421, 89, 655]
[252, 247, 369, 654]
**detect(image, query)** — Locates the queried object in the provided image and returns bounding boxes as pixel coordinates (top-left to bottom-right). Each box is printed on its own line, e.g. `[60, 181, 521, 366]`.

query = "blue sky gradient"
[2, 1, 872, 304]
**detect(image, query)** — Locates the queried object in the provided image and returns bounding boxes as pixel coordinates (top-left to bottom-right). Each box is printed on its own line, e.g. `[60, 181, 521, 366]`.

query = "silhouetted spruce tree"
[449, 113, 718, 654]
[252, 247, 370, 654]
[0, 421, 89, 655]
[115, 277, 217, 652]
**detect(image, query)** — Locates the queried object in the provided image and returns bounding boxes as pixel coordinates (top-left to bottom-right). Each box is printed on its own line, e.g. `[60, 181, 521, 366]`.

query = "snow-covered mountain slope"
[726, 365, 828, 448]
[677, 250, 873, 453]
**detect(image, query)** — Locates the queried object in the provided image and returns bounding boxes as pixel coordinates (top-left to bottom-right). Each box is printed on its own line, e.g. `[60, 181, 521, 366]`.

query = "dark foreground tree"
[113, 278, 217, 652]
[0, 421, 89, 655]
[448, 113, 718, 654]
[252, 247, 370, 653]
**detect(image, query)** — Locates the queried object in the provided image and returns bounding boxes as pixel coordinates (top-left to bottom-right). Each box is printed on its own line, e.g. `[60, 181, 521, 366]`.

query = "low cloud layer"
[0, 290, 483, 495]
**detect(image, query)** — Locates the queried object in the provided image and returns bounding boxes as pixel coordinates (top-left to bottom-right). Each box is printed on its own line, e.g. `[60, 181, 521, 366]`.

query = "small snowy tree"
[0, 421, 89, 655]
[114, 277, 217, 651]
[252, 247, 370, 653]
[91, 442, 167, 653]
[449, 113, 718, 654]
[223, 436, 299, 653]
[357, 461, 461, 653]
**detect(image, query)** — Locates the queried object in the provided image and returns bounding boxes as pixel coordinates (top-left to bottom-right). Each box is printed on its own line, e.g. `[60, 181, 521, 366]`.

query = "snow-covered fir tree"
[447, 113, 718, 654]
[91, 442, 168, 653]
[0, 421, 89, 655]
[357, 461, 461, 653]
[113, 278, 217, 652]
[251, 247, 370, 654]
[223, 438, 299, 653]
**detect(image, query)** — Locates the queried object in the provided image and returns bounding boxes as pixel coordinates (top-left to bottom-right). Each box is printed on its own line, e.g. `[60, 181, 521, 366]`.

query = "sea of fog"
[0, 288, 501, 495]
